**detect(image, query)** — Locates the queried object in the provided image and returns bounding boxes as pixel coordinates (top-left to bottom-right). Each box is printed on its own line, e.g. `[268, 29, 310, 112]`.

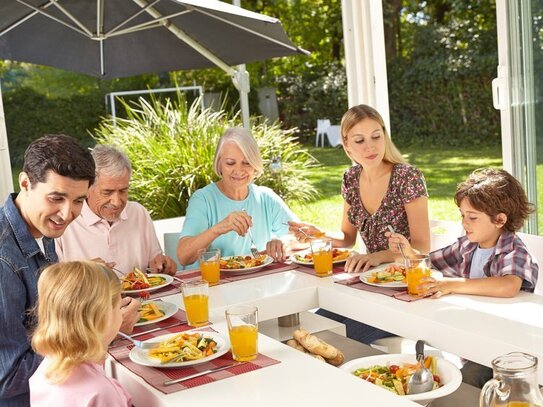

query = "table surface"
[109, 266, 543, 406]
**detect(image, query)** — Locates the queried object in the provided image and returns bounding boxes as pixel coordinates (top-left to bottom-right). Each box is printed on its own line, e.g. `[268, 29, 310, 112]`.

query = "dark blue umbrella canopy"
[0, 0, 307, 78]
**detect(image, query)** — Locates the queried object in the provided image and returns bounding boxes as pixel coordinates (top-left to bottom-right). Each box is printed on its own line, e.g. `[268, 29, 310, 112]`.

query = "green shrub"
[92, 96, 319, 219]
[4, 87, 101, 166]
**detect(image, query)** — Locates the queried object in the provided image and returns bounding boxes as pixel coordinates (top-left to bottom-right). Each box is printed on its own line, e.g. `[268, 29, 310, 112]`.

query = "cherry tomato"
[389, 364, 400, 374]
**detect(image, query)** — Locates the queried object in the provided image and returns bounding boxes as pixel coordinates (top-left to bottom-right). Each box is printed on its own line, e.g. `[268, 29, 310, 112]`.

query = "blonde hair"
[32, 261, 121, 384]
[340, 104, 405, 165]
[213, 127, 264, 177]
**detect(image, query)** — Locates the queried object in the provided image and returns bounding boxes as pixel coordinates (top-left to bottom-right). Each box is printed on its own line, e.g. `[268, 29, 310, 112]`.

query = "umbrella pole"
[236, 66, 251, 129]
[0, 80, 14, 199]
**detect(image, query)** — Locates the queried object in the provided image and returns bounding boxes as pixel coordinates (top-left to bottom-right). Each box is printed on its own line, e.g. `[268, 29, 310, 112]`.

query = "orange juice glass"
[310, 238, 333, 276]
[181, 280, 209, 327]
[406, 255, 431, 297]
[225, 305, 258, 361]
[198, 248, 221, 285]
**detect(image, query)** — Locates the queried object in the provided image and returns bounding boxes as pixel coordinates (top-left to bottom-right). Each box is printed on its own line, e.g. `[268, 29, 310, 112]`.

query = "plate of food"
[121, 268, 173, 294]
[129, 331, 229, 368]
[135, 300, 178, 327]
[219, 255, 273, 274]
[340, 353, 462, 405]
[359, 263, 408, 288]
[291, 248, 353, 266]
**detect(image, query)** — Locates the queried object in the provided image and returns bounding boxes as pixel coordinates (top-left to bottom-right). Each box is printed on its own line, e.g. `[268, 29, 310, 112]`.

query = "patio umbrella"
[0, 0, 308, 197]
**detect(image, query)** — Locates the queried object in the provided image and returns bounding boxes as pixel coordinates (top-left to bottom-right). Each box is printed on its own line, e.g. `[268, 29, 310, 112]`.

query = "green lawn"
[290, 145, 503, 233]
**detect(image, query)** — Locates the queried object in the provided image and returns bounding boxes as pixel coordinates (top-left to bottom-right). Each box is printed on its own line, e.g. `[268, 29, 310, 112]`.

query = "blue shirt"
[180, 183, 298, 268]
[469, 245, 495, 279]
[0, 194, 57, 406]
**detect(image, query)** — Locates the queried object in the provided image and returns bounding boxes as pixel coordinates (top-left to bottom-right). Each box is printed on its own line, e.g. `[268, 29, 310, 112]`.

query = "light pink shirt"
[30, 359, 131, 407]
[56, 200, 162, 273]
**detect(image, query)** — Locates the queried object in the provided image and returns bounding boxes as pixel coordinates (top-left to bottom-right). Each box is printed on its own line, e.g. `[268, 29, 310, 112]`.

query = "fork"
[242, 208, 259, 258]
[387, 225, 408, 266]
[247, 227, 259, 258]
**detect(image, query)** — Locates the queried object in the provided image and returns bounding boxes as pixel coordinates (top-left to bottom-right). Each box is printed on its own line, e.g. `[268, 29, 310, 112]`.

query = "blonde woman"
[290, 104, 430, 272]
[30, 261, 131, 406]
[177, 127, 298, 267]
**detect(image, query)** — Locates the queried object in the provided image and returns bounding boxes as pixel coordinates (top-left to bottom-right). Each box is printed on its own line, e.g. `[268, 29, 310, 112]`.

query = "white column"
[341, 0, 390, 132]
[0, 80, 14, 199]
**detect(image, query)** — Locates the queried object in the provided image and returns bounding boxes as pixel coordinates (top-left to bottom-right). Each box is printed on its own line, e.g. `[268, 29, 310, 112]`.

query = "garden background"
[1, 1, 506, 231]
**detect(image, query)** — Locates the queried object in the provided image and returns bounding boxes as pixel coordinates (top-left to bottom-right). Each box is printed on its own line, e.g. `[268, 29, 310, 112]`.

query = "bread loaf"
[325, 350, 345, 366]
[293, 329, 338, 359]
[286, 339, 326, 362]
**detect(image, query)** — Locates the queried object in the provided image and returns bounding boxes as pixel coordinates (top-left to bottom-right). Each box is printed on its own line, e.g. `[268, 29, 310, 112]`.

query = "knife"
[129, 320, 186, 338]
[163, 362, 246, 386]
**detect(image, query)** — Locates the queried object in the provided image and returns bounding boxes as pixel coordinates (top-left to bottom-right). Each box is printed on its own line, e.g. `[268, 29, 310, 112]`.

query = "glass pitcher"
[480, 352, 543, 407]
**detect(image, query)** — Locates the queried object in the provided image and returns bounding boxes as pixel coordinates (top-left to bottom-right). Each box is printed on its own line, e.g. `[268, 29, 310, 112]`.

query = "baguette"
[293, 329, 338, 359]
[286, 339, 326, 362]
[325, 350, 345, 366]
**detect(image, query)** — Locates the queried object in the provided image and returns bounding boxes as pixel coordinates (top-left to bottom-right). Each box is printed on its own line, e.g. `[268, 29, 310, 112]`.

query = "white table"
[109, 268, 543, 406]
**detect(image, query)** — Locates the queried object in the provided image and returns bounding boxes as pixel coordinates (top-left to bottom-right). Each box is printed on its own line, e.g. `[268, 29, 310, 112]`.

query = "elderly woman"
[177, 127, 298, 267]
[290, 104, 430, 272]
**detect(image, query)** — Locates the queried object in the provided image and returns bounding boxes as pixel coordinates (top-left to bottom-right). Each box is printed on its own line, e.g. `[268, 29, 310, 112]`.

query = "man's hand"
[265, 238, 287, 262]
[119, 297, 141, 335]
[148, 253, 177, 276]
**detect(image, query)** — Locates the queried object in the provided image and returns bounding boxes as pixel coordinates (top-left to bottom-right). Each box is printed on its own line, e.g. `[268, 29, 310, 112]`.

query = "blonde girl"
[291, 104, 430, 273]
[30, 261, 131, 406]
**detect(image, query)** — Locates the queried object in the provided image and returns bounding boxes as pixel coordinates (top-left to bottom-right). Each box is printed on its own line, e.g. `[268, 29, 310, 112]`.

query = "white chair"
[325, 125, 342, 147]
[164, 232, 182, 270]
[430, 219, 464, 251]
[517, 232, 543, 295]
[315, 119, 331, 147]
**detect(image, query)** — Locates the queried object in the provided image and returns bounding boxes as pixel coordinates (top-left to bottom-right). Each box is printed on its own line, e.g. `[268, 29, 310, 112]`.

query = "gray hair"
[91, 145, 132, 178]
[213, 127, 263, 177]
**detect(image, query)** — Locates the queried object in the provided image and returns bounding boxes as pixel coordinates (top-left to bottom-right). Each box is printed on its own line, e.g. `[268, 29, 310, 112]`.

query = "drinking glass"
[225, 305, 258, 362]
[310, 238, 333, 276]
[406, 255, 431, 297]
[181, 280, 209, 327]
[199, 248, 221, 285]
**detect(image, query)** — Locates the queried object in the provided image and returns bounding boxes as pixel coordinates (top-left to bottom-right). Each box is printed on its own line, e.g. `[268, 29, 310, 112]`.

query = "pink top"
[30, 359, 131, 407]
[56, 200, 162, 273]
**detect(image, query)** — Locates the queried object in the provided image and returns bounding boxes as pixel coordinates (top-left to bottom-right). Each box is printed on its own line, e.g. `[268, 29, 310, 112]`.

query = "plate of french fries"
[135, 300, 178, 327]
[129, 331, 229, 368]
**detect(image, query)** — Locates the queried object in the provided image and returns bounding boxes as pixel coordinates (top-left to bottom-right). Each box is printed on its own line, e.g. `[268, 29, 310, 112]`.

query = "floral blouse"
[341, 163, 428, 253]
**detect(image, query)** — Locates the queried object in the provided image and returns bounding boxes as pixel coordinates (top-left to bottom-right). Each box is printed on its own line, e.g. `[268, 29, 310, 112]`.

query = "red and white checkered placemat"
[108, 326, 280, 394]
[295, 263, 347, 278]
[334, 277, 424, 302]
[223, 261, 299, 281]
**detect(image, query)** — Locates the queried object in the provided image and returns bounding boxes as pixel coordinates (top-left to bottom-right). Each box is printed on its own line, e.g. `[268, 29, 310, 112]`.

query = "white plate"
[359, 263, 407, 288]
[129, 331, 230, 368]
[359, 263, 442, 289]
[121, 274, 174, 294]
[340, 354, 462, 404]
[135, 300, 178, 327]
[291, 248, 353, 266]
[220, 255, 273, 275]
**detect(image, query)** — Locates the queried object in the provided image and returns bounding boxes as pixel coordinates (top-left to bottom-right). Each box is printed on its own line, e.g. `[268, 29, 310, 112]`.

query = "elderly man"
[0, 135, 141, 407]
[56, 144, 176, 275]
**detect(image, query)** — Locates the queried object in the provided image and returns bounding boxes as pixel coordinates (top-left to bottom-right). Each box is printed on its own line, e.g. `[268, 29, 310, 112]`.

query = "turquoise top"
[180, 183, 298, 268]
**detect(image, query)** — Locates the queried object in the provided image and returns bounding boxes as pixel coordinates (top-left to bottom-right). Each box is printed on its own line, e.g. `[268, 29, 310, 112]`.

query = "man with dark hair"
[0, 135, 102, 406]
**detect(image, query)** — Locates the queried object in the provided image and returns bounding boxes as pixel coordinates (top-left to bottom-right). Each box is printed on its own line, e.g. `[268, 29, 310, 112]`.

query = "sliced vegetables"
[352, 356, 442, 395]
[148, 332, 218, 364]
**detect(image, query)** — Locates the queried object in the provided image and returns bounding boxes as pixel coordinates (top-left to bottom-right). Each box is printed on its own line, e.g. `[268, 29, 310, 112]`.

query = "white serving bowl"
[340, 353, 462, 405]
